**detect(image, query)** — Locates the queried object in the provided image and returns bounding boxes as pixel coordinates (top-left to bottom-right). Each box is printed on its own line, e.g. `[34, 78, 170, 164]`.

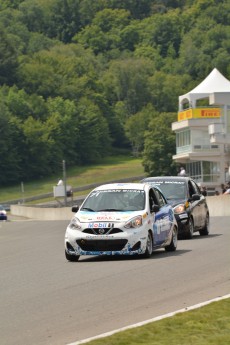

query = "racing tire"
[165, 226, 178, 252]
[185, 217, 194, 239]
[199, 213, 210, 236]
[65, 250, 80, 262]
[142, 231, 153, 258]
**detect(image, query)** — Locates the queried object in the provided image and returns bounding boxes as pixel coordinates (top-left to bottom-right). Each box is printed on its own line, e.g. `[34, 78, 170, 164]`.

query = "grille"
[83, 228, 123, 235]
[76, 239, 128, 251]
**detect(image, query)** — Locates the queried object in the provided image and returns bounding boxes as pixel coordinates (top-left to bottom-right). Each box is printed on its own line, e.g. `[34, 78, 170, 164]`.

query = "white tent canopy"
[179, 68, 230, 110]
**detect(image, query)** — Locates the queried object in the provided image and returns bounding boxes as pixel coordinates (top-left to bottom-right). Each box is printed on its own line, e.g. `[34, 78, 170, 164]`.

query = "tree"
[6, 86, 47, 121]
[125, 104, 156, 155]
[74, 8, 131, 54]
[101, 58, 154, 117]
[17, 43, 101, 99]
[142, 112, 177, 176]
[76, 97, 112, 163]
[49, 0, 81, 43]
[20, 116, 55, 179]
[0, 103, 23, 185]
[46, 96, 81, 165]
[0, 26, 18, 85]
[106, 0, 153, 19]
[137, 10, 182, 58]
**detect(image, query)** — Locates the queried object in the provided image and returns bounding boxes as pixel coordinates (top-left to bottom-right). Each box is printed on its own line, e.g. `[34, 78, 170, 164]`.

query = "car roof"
[93, 182, 150, 191]
[142, 176, 191, 182]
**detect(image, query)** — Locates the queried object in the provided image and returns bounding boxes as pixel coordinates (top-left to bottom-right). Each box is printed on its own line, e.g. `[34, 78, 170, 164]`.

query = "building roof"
[179, 68, 230, 109]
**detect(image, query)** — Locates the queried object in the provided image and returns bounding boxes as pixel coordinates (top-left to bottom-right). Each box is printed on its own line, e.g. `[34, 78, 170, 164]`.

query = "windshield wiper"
[81, 207, 95, 212]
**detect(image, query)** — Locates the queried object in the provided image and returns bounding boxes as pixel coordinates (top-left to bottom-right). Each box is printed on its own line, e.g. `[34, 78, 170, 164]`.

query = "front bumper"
[65, 226, 148, 257]
[175, 212, 190, 234]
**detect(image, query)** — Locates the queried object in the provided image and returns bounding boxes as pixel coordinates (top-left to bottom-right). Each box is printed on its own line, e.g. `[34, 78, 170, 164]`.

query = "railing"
[176, 144, 220, 154]
[190, 174, 220, 183]
[176, 145, 192, 154]
[193, 144, 219, 151]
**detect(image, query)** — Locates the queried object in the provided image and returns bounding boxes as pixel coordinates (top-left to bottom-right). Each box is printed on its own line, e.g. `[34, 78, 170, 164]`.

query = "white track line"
[67, 294, 230, 345]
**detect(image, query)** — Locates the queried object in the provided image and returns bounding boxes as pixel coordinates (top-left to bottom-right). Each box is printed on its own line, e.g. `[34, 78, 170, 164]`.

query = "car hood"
[166, 198, 187, 208]
[74, 210, 142, 223]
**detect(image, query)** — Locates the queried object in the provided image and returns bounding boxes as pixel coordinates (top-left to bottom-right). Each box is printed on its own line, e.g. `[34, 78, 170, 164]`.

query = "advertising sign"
[178, 108, 221, 121]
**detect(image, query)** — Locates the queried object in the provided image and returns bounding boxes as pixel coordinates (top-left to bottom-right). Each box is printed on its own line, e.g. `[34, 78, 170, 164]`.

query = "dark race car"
[0, 205, 7, 221]
[141, 176, 209, 239]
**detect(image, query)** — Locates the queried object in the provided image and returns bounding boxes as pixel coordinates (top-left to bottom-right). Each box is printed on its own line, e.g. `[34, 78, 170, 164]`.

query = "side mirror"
[151, 204, 160, 213]
[189, 194, 201, 202]
[72, 205, 79, 213]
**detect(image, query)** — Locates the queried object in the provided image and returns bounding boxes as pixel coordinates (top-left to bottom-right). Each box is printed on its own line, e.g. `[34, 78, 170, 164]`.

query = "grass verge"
[78, 298, 230, 345]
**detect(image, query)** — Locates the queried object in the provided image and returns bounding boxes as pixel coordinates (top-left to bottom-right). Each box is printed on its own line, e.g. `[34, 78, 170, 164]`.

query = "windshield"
[148, 181, 186, 200]
[81, 189, 145, 212]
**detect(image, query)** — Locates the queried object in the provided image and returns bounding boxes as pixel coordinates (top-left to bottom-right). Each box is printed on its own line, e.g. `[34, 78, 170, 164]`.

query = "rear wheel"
[142, 232, 153, 258]
[199, 213, 210, 236]
[65, 250, 80, 262]
[165, 226, 178, 252]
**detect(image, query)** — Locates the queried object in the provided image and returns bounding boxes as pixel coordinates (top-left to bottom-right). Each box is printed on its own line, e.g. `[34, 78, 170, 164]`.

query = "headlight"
[124, 215, 142, 229]
[173, 204, 186, 214]
[69, 217, 82, 230]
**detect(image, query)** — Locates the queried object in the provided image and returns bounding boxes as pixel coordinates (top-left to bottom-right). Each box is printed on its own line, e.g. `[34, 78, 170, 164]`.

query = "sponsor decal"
[178, 109, 193, 121]
[96, 216, 113, 221]
[179, 214, 188, 219]
[178, 108, 220, 121]
[201, 109, 220, 117]
[169, 209, 174, 222]
[88, 222, 111, 228]
[85, 235, 114, 239]
[153, 181, 185, 185]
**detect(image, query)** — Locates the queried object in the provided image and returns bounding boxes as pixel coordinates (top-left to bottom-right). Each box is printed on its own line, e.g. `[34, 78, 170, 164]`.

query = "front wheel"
[199, 213, 210, 236]
[142, 231, 153, 258]
[185, 217, 194, 239]
[65, 250, 80, 262]
[165, 226, 178, 252]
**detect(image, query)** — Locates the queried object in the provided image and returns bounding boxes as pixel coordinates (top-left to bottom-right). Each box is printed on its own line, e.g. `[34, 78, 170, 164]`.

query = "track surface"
[0, 217, 229, 345]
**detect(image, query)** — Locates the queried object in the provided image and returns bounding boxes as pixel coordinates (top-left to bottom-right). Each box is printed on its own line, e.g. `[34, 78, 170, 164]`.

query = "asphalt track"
[0, 216, 229, 345]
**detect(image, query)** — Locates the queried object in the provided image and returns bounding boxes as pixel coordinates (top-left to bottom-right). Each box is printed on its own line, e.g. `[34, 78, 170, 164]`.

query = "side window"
[149, 188, 158, 208]
[188, 181, 196, 197]
[154, 189, 166, 207]
[190, 180, 199, 194]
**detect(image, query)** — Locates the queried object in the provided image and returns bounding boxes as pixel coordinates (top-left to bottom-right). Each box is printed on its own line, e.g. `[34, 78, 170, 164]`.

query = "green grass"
[82, 298, 230, 345]
[0, 155, 145, 202]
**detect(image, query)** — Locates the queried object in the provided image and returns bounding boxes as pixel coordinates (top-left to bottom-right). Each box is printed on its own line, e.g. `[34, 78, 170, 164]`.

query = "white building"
[172, 68, 230, 194]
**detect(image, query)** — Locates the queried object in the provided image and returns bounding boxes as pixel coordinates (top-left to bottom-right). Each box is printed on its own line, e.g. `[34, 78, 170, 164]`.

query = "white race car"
[65, 183, 178, 261]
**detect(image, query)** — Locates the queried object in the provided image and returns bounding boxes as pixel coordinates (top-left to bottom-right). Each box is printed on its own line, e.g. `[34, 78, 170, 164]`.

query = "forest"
[0, 0, 229, 185]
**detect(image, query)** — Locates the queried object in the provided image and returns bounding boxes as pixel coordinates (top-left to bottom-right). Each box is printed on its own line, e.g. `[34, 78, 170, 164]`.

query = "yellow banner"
[178, 108, 221, 121]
